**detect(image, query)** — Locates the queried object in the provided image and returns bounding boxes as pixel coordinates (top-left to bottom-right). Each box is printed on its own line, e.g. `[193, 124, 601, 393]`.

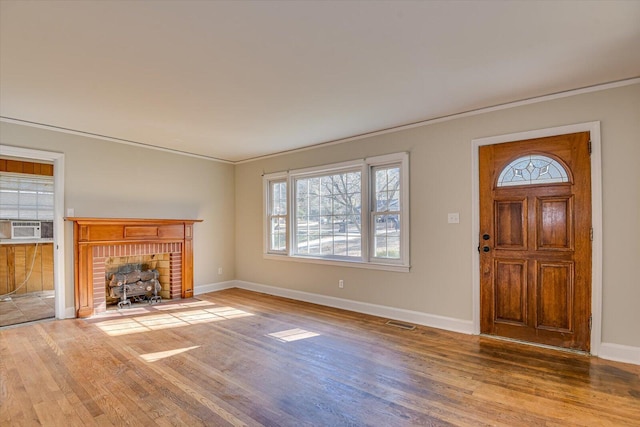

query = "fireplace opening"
[104, 254, 170, 310]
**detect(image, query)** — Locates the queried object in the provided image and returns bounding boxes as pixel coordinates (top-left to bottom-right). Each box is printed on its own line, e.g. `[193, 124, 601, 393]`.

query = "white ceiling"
[1, 1, 639, 163]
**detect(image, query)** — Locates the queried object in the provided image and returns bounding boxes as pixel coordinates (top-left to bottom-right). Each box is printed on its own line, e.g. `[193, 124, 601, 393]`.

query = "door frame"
[0, 145, 67, 319]
[471, 121, 602, 355]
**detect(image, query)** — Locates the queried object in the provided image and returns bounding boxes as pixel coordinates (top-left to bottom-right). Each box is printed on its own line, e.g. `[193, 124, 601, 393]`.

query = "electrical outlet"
[447, 212, 460, 224]
[218, 267, 223, 275]
[67, 208, 75, 217]
[339, 279, 344, 288]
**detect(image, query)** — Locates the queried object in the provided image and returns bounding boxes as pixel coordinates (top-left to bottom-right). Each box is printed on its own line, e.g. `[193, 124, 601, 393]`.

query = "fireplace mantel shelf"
[67, 217, 202, 318]
[66, 217, 203, 223]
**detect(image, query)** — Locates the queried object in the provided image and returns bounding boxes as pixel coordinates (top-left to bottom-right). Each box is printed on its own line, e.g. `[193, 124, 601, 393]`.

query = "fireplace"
[67, 218, 201, 318]
[105, 253, 169, 305]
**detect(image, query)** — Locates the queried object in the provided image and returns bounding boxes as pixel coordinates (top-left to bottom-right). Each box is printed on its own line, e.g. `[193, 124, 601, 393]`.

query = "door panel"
[537, 261, 574, 332]
[479, 132, 591, 351]
[494, 259, 527, 325]
[495, 199, 527, 249]
[537, 196, 573, 250]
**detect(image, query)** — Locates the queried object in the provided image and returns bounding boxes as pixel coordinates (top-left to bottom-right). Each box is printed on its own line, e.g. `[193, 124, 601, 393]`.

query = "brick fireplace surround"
[67, 218, 201, 318]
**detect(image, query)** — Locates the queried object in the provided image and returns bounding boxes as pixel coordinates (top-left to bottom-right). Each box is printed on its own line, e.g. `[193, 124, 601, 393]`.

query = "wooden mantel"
[66, 217, 202, 318]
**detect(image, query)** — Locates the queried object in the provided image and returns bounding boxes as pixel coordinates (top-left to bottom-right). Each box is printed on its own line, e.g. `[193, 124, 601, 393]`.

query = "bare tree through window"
[295, 171, 361, 257]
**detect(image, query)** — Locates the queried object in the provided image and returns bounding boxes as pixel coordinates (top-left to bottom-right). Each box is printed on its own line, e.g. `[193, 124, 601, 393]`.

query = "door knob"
[482, 246, 490, 252]
[483, 234, 490, 240]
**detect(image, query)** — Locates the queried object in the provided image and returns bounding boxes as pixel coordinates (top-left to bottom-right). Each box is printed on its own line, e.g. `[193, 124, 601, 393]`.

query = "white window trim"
[263, 171, 288, 255]
[263, 152, 410, 272]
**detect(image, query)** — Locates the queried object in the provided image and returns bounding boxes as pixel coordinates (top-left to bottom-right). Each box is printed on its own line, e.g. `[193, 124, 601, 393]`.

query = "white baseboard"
[598, 342, 640, 365]
[64, 307, 75, 319]
[195, 281, 236, 295]
[228, 280, 474, 334]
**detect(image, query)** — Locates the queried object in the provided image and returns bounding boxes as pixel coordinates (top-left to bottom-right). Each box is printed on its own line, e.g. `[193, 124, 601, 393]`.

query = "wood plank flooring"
[1, 288, 639, 426]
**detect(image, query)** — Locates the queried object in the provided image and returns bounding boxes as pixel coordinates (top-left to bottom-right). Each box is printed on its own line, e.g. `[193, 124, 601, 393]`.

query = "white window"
[266, 177, 288, 253]
[0, 172, 54, 220]
[263, 153, 409, 272]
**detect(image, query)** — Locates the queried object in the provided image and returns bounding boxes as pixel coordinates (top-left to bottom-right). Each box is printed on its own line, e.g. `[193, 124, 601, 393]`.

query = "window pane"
[270, 217, 286, 251]
[0, 173, 54, 220]
[374, 166, 400, 212]
[271, 182, 286, 215]
[373, 213, 400, 259]
[294, 171, 362, 258]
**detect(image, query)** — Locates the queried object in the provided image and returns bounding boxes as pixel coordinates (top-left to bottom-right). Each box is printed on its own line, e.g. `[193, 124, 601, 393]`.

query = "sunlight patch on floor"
[152, 300, 217, 311]
[267, 328, 320, 343]
[140, 345, 200, 362]
[94, 305, 254, 336]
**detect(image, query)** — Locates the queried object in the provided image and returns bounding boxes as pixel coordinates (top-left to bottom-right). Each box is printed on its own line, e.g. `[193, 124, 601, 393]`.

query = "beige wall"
[0, 122, 236, 311]
[235, 83, 640, 348]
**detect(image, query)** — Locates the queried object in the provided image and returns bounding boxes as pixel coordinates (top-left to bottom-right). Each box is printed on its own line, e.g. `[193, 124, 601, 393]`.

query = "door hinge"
[589, 314, 592, 331]
[590, 228, 594, 241]
[588, 140, 592, 155]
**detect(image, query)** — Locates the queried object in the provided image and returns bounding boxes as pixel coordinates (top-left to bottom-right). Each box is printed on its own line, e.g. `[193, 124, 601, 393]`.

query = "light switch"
[447, 213, 460, 224]
[67, 208, 75, 217]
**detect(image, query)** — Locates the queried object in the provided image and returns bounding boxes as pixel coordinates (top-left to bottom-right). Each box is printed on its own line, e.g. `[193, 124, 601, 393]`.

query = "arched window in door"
[497, 154, 569, 187]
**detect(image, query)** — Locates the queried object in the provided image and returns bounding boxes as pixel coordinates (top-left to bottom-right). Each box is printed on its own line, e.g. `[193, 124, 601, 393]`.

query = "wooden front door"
[479, 132, 592, 351]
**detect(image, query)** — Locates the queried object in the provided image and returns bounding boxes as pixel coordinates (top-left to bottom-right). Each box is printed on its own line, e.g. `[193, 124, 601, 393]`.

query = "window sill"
[263, 253, 410, 273]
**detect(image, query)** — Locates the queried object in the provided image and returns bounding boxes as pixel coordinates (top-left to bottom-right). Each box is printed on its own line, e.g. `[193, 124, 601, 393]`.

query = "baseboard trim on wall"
[64, 307, 76, 319]
[195, 281, 236, 295]
[231, 280, 474, 334]
[598, 343, 640, 365]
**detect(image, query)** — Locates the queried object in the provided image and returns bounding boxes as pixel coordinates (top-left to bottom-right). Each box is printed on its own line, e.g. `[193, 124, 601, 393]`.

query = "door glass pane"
[497, 155, 569, 187]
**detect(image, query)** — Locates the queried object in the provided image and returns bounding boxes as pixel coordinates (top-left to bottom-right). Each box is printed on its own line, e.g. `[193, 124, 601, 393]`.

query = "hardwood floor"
[1, 288, 638, 426]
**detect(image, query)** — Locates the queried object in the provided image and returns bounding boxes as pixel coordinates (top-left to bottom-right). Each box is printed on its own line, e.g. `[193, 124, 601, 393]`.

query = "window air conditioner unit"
[11, 221, 41, 239]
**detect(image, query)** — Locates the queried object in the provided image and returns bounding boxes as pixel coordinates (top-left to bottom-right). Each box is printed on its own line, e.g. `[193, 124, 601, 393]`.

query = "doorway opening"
[0, 145, 66, 325]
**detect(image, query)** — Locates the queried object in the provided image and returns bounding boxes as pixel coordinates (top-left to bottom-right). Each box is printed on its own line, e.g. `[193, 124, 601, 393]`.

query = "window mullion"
[288, 175, 295, 256]
[361, 163, 370, 262]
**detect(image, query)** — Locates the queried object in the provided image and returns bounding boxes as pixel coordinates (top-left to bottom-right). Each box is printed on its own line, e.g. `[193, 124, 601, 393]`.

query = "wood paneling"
[0, 159, 53, 175]
[1, 289, 638, 426]
[124, 226, 159, 238]
[0, 243, 54, 295]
